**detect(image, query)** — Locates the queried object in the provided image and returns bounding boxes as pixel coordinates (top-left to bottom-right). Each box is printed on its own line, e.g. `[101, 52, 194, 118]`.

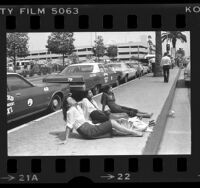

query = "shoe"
[148, 120, 156, 127]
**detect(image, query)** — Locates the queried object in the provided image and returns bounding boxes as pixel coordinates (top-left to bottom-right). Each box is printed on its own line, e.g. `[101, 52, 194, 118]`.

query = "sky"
[28, 31, 190, 56]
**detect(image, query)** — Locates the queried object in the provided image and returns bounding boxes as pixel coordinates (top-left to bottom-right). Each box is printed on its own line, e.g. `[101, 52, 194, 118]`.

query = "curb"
[142, 68, 182, 155]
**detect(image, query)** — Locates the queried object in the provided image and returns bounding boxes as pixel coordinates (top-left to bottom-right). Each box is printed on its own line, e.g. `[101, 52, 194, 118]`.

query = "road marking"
[8, 73, 150, 133]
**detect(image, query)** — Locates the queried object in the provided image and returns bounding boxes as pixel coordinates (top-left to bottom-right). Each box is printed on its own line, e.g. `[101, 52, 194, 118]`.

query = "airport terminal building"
[15, 41, 155, 64]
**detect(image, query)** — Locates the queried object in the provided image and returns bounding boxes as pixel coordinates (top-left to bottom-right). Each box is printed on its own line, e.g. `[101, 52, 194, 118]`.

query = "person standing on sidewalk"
[149, 58, 155, 75]
[160, 52, 171, 83]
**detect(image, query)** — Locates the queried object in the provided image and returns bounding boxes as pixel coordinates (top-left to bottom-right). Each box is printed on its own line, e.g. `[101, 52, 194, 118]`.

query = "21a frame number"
[117, 173, 131, 181]
[19, 174, 39, 182]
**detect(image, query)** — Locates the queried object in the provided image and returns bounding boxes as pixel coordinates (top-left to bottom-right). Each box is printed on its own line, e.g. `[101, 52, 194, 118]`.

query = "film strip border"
[5, 14, 187, 30]
[7, 157, 188, 173]
[2, 156, 195, 183]
[1, 4, 200, 183]
[1, 4, 199, 31]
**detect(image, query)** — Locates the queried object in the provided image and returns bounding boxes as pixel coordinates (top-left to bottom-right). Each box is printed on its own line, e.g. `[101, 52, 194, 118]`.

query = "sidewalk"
[8, 67, 181, 156]
[158, 70, 191, 154]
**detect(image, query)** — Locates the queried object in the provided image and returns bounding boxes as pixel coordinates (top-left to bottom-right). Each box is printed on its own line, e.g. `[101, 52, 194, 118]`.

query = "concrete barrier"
[142, 68, 182, 155]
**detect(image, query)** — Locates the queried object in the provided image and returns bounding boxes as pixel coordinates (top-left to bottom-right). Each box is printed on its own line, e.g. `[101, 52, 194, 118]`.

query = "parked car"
[126, 61, 143, 78]
[184, 62, 190, 86]
[43, 62, 121, 95]
[7, 73, 70, 123]
[107, 62, 137, 83]
[142, 65, 150, 74]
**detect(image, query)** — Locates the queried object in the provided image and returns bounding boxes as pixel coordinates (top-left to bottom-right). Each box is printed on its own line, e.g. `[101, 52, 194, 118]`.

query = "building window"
[119, 52, 130, 55]
[79, 55, 87, 57]
[77, 48, 87, 52]
[118, 46, 130, 48]
[131, 52, 148, 55]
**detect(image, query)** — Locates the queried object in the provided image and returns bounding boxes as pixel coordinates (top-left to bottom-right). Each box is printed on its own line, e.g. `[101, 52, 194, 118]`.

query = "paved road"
[158, 70, 191, 154]
[8, 68, 181, 156]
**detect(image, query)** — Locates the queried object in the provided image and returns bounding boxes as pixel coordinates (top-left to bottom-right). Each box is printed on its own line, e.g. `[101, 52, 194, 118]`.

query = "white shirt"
[81, 98, 99, 121]
[66, 105, 93, 130]
[161, 56, 171, 66]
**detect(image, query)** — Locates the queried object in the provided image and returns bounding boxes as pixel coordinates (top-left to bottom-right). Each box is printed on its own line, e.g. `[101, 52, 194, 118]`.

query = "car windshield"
[61, 65, 94, 74]
[108, 64, 122, 71]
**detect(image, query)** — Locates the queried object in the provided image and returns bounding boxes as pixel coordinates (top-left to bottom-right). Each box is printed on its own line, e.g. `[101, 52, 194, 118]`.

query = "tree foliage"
[93, 36, 106, 60]
[7, 33, 29, 71]
[161, 31, 187, 48]
[69, 52, 79, 64]
[176, 48, 185, 57]
[107, 45, 118, 60]
[46, 32, 75, 66]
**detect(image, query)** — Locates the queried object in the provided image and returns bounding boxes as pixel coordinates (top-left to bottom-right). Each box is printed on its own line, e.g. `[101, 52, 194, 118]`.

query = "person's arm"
[63, 127, 71, 143]
[102, 104, 106, 112]
[101, 93, 107, 112]
[62, 108, 74, 144]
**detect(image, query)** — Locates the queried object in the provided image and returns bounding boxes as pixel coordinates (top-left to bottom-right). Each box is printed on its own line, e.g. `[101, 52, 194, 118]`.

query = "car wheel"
[92, 85, 100, 95]
[49, 94, 62, 112]
[124, 75, 128, 83]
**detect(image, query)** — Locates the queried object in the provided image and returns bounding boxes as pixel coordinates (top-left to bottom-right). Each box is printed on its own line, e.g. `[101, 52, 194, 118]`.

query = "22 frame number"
[117, 173, 131, 181]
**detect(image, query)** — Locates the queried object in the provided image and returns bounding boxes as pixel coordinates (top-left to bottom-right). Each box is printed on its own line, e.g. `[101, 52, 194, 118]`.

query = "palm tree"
[154, 31, 163, 77]
[161, 31, 187, 49]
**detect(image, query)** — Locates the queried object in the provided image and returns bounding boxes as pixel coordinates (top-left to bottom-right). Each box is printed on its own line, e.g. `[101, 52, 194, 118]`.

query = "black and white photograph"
[7, 31, 191, 156]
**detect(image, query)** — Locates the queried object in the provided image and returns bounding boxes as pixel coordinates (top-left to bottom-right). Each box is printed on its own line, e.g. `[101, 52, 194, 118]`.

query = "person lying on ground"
[101, 85, 153, 118]
[80, 90, 156, 134]
[62, 95, 145, 143]
[80, 90, 129, 124]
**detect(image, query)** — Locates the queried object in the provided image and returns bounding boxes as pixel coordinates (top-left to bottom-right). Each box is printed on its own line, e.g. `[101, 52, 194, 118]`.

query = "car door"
[103, 64, 116, 85]
[7, 74, 49, 121]
[98, 64, 108, 87]
[125, 63, 133, 79]
[7, 74, 35, 120]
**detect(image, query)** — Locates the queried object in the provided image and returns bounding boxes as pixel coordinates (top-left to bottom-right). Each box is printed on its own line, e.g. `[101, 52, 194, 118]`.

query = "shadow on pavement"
[49, 131, 83, 141]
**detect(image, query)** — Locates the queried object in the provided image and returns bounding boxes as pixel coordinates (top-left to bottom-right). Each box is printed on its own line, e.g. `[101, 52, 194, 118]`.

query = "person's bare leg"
[110, 120, 143, 137]
[137, 112, 153, 118]
[109, 113, 129, 120]
[112, 129, 131, 136]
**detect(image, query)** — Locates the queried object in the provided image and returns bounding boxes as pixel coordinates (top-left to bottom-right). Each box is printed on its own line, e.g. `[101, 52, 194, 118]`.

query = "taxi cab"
[43, 62, 121, 95]
[7, 73, 70, 123]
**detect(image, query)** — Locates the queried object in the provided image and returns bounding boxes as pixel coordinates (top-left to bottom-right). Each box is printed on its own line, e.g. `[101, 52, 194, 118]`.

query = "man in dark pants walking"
[160, 52, 171, 83]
